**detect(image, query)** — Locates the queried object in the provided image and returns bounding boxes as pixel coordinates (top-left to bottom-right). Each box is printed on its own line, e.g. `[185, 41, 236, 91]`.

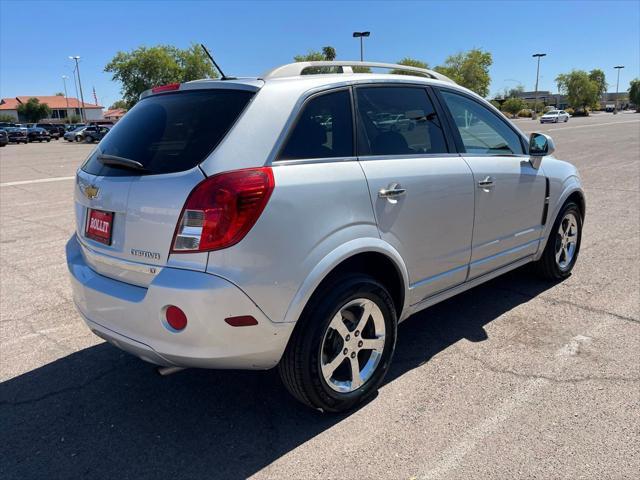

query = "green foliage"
[109, 100, 128, 110]
[434, 49, 493, 97]
[629, 78, 640, 112]
[518, 109, 532, 118]
[322, 46, 336, 61]
[54, 92, 65, 96]
[588, 69, 607, 99]
[0, 113, 16, 123]
[104, 43, 217, 108]
[502, 84, 524, 99]
[294, 46, 343, 74]
[556, 70, 600, 114]
[391, 57, 429, 76]
[564, 108, 575, 116]
[17, 98, 51, 122]
[502, 97, 527, 117]
[69, 114, 81, 123]
[489, 99, 501, 109]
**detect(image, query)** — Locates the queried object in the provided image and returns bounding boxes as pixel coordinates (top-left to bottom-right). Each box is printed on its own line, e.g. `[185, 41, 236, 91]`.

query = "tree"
[69, 114, 81, 123]
[502, 84, 524, 99]
[588, 69, 607, 107]
[294, 46, 341, 74]
[556, 70, 600, 114]
[109, 99, 128, 110]
[17, 98, 51, 122]
[628, 78, 640, 112]
[434, 49, 493, 97]
[55, 92, 65, 96]
[104, 44, 217, 108]
[502, 97, 526, 118]
[322, 46, 336, 61]
[391, 57, 429, 76]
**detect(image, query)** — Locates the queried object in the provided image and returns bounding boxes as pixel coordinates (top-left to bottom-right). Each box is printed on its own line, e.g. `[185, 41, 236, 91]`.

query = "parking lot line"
[546, 119, 640, 132]
[0, 176, 75, 187]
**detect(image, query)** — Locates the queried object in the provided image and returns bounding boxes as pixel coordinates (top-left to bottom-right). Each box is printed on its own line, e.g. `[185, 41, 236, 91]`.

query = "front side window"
[356, 87, 448, 156]
[440, 90, 524, 155]
[279, 90, 353, 160]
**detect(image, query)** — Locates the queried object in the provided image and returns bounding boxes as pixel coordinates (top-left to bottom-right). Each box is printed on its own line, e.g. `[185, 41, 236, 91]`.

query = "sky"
[1, 0, 638, 108]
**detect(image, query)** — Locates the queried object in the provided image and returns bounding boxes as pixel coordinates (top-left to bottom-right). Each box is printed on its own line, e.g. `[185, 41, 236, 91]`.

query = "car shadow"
[0, 267, 558, 480]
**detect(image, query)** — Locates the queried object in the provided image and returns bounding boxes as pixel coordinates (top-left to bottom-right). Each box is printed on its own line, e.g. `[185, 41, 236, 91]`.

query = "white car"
[67, 61, 585, 412]
[540, 110, 570, 123]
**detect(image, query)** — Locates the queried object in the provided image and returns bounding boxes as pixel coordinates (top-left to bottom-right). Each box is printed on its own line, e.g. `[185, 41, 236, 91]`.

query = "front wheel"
[279, 274, 397, 412]
[534, 201, 582, 279]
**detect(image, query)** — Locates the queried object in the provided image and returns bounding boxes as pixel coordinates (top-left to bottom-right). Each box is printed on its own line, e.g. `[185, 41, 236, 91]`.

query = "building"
[0, 96, 103, 122]
[103, 108, 127, 122]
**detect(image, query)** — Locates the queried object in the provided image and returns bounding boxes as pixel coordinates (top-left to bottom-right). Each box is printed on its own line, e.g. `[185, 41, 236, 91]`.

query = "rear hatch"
[74, 87, 255, 286]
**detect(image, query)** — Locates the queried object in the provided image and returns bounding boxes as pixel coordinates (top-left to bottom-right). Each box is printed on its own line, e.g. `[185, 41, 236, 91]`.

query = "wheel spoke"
[329, 312, 350, 339]
[360, 337, 385, 352]
[322, 352, 345, 378]
[355, 300, 373, 333]
[555, 248, 563, 263]
[349, 356, 363, 389]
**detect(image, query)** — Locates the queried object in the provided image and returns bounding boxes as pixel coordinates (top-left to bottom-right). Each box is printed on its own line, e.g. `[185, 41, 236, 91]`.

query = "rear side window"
[279, 90, 353, 160]
[82, 89, 254, 176]
[356, 87, 448, 156]
[440, 90, 524, 155]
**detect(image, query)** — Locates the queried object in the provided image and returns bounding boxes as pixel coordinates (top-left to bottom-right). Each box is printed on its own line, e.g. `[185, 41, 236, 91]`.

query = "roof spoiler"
[260, 61, 455, 83]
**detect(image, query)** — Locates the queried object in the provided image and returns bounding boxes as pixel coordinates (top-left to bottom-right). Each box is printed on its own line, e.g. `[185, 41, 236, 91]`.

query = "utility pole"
[532, 53, 546, 119]
[614, 65, 624, 114]
[69, 56, 86, 122]
[352, 31, 370, 62]
[61, 75, 70, 124]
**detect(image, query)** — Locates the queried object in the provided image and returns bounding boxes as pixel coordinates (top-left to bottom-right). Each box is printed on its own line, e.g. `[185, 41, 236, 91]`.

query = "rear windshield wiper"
[97, 154, 148, 172]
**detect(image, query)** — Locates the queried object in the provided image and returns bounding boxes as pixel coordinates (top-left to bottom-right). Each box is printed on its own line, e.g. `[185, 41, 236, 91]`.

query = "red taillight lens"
[172, 167, 275, 252]
[152, 82, 181, 93]
[165, 305, 187, 331]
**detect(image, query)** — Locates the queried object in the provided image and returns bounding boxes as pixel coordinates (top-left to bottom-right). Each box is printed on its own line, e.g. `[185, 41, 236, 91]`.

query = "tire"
[46, 139, 50, 142]
[85, 135, 93, 143]
[279, 274, 397, 412]
[75, 136, 82, 142]
[534, 201, 582, 280]
[565, 117, 569, 122]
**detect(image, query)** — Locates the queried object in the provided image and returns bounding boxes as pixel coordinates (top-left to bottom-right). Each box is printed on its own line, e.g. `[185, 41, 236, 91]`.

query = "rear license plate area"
[85, 209, 114, 245]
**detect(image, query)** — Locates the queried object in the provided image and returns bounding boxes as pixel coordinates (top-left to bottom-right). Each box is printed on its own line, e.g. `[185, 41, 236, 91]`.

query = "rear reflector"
[225, 316, 258, 327]
[171, 167, 275, 252]
[165, 306, 187, 331]
[152, 83, 181, 93]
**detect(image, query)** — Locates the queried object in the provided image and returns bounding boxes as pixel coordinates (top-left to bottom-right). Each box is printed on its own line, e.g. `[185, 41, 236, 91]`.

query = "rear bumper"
[66, 235, 293, 369]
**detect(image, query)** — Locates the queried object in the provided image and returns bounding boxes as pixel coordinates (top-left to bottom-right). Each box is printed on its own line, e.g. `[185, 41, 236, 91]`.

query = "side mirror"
[528, 132, 555, 169]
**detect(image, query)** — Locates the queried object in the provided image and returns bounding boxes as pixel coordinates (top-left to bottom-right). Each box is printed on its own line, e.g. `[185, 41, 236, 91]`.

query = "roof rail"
[261, 61, 455, 83]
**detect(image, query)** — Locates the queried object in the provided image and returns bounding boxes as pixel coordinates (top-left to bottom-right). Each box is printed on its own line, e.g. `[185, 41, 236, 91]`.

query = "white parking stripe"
[546, 119, 640, 132]
[0, 176, 75, 187]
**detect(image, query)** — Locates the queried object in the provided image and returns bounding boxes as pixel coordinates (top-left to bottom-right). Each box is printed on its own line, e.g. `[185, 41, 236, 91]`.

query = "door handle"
[477, 176, 495, 189]
[378, 183, 407, 199]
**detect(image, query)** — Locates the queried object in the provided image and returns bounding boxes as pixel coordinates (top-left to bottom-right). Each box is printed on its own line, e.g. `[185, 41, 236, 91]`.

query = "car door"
[355, 85, 475, 304]
[437, 88, 547, 279]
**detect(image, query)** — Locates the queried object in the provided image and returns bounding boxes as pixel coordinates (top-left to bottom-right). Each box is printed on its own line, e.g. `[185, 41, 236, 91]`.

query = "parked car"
[0, 122, 16, 129]
[64, 126, 86, 142]
[26, 127, 51, 142]
[5, 127, 28, 143]
[0, 129, 7, 147]
[73, 125, 110, 143]
[67, 61, 585, 412]
[540, 110, 570, 123]
[35, 123, 62, 139]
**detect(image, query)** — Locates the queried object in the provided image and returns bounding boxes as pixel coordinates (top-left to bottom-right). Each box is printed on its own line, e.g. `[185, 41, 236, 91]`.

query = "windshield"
[81, 89, 254, 177]
[546, 111, 559, 115]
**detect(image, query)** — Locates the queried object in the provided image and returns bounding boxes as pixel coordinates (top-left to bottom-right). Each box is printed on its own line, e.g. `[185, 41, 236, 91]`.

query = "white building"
[0, 96, 103, 122]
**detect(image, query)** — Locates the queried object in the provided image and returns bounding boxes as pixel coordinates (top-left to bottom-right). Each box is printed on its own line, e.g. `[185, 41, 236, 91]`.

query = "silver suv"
[66, 61, 585, 412]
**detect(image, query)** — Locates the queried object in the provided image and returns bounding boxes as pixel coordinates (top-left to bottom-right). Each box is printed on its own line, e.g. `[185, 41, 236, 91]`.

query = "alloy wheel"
[320, 298, 386, 393]
[555, 212, 578, 270]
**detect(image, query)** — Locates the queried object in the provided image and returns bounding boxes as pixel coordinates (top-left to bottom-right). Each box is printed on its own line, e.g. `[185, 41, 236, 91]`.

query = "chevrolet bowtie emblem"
[84, 184, 99, 200]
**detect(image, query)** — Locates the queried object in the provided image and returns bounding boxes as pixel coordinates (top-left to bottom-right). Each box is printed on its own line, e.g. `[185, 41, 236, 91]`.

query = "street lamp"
[352, 31, 370, 62]
[69, 56, 86, 122]
[61, 75, 70, 124]
[614, 65, 624, 114]
[532, 53, 546, 120]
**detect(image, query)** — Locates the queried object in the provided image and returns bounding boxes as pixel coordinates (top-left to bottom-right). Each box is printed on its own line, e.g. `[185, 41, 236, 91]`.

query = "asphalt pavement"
[1, 112, 639, 479]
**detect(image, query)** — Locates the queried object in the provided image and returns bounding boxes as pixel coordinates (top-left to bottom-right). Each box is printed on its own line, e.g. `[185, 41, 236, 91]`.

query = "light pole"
[69, 56, 86, 122]
[532, 53, 546, 120]
[352, 31, 370, 62]
[71, 66, 81, 122]
[614, 65, 624, 114]
[61, 75, 70, 124]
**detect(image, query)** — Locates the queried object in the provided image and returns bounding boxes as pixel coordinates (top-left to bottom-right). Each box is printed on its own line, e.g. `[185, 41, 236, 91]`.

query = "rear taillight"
[171, 167, 275, 253]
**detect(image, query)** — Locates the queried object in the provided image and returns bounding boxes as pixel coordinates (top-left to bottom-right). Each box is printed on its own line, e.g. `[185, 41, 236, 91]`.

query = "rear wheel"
[84, 135, 93, 143]
[279, 274, 397, 412]
[534, 201, 582, 279]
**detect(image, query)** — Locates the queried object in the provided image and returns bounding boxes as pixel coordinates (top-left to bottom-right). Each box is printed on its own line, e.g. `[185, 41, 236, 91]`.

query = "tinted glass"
[82, 89, 253, 176]
[279, 90, 353, 160]
[441, 90, 523, 155]
[356, 87, 448, 156]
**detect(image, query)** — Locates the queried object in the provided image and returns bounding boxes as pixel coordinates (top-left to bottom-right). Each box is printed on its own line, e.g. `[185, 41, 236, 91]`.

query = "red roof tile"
[0, 96, 103, 110]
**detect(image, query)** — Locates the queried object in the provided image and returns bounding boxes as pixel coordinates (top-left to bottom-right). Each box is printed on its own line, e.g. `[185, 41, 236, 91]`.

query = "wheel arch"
[282, 239, 409, 325]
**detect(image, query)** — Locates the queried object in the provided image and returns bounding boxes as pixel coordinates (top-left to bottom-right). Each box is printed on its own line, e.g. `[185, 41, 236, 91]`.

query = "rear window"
[82, 89, 253, 176]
